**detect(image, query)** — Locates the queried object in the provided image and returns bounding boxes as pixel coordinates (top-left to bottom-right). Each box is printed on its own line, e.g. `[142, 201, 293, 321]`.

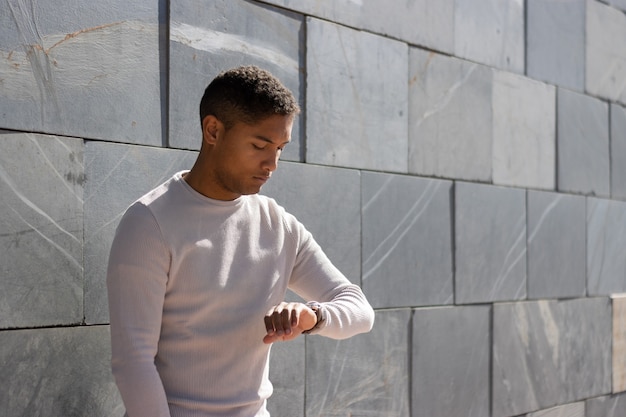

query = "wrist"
[303, 301, 325, 334]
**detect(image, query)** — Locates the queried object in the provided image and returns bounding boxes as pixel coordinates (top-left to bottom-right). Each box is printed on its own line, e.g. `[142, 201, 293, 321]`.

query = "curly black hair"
[199, 66, 300, 129]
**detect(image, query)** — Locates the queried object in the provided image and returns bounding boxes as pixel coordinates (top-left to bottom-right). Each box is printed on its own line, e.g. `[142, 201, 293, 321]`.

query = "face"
[202, 113, 293, 200]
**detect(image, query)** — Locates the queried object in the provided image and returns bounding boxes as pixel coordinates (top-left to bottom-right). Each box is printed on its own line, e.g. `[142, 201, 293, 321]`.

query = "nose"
[262, 149, 280, 172]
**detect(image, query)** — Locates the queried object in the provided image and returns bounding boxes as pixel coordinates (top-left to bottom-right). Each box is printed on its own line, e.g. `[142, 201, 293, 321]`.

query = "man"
[106, 65, 375, 417]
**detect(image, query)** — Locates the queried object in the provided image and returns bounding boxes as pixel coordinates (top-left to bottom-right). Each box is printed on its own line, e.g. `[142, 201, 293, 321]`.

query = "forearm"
[313, 284, 375, 339]
[110, 357, 171, 417]
[108, 275, 171, 417]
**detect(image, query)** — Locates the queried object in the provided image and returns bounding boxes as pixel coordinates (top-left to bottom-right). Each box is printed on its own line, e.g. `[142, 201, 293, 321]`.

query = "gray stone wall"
[2, 0, 626, 416]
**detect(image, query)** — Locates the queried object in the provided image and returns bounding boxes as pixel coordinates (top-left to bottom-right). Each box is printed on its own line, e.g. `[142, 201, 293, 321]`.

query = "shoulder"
[249, 194, 298, 221]
[124, 171, 191, 224]
[250, 193, 285, 213]
[248, 194, 303, 234]
[117, 173, 184, 234]
[136, 173, 182, 208]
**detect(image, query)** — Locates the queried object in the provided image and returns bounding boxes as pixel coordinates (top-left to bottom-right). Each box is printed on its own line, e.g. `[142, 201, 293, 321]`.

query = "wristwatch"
[303, 301, 325, 334]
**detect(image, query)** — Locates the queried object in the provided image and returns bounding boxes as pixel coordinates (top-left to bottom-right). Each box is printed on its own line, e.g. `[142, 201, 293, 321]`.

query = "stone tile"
[557, 88, 610, 197]
[455, 182, 526, 304]
[84, 142, 197, 324]
[0, 326, 123, 417]
[586, 0, 626, 105]
[409, 48, 493, 182]
[493, 298, 612, 417]
[0, 1, 162, 145]
[587, 198, 626, 295]
[260, 0, 455, 54]
[454, 0, 525, 73]
[361, 172, 453, 308]
[526, 0, 585, 91]
[306, 18, 408, 172]
[169, 0, 304, 161]
[525, 402, 584, 417]
[611, 104, 626, 200]
[613, 295, 626, 393]
[527, 191, 586, 299]
[493, 71, 556, 190]
[587, 393, 626, 417]
[268, 337, 304, 417]
[602, 0, 626, 12]
[305, 309, 410, 417]
[0, 132, 83, 328]
[382, 0, 454, 53]
[412, 305, 490, 417]
[261, 162, 361, 285]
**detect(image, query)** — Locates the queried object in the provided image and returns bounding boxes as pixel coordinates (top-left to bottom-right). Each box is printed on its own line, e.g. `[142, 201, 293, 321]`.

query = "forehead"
[240, 114, 294, 141]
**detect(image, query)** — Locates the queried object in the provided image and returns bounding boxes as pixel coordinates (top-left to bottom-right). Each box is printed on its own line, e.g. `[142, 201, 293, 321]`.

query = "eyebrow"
[254, 135, 291, 146]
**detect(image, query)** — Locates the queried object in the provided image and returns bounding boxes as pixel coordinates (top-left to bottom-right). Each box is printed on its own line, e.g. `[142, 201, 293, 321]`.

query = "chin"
[241, 187, 262, 196]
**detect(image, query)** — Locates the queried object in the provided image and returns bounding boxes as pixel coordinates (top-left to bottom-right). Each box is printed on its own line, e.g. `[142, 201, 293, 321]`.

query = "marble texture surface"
[305, 309, 410, 417]
[261, 161, 361, 285]
[412, 305, 491, 417]
[587, 393, 626, 417]
[527, 191, 586, 299]
[602, 0, 626, 12]
[492, 71, 556, 189]
[268, 337, 304, 417]
[613, 295, 626, 393]
[361, 172, 453, 308]
[587, 198, 626, 295]
[409, 48, 493, 182]
[493, 298, 612, 417]
[0, 326, 123, 417]
[525, 402, 584, 417]
[0, 132, 83, 328]
[526, 0, 585, 91]
[586, 0, 626, 105]
[256, 0, 455, 54]
[168, 0, 304, 160]
[455, 182, 526, 303]
[0, 0, 162, 145]
[84, 142, 197, 324]
[611, 104, 626, 200]
[557, 88, 610, 197]
[306, 18, 408, 172]
[2, 1, 626, 415]
[454, 0, 525, 73]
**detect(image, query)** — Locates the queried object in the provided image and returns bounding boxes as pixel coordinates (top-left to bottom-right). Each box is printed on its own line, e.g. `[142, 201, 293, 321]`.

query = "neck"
[183, 154, 240, 201]
[184, 154, 214, 198]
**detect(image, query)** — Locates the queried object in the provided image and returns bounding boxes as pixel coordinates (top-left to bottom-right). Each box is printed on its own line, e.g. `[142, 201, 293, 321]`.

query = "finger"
[263, 333, 276, 344]
[263, 302, 306, 342]
[291, 308, 298, 327]
[264, 331, 296, 344]
[280, 308, 291, 335]
[265, 302, 287, 333]
[264, 314, 275, 335]
[268, 307, 287, 336]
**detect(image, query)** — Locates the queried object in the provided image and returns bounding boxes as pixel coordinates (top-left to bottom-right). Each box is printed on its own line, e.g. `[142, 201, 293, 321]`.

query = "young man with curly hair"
[107, 66, 374, 417]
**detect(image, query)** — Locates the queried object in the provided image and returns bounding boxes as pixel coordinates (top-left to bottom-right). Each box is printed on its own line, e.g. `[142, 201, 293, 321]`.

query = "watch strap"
[303, 301, 325, 334]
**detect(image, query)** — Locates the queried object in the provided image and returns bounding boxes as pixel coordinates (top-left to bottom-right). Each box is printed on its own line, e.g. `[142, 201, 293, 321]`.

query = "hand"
[263, 302, 317, 344]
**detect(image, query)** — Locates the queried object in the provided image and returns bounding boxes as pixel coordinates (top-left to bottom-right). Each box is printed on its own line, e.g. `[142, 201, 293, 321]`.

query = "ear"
[201, 115, 222, 145]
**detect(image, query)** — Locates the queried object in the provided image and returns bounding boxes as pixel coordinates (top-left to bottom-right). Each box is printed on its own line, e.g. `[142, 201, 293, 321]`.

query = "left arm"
[263, 219, 374, 343]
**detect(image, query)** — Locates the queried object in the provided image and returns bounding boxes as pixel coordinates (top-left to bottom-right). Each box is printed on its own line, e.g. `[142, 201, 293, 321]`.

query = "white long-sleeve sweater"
[106, 171, 375, 417]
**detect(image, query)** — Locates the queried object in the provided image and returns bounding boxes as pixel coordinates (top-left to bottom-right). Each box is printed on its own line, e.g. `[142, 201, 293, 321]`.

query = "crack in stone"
[33, 22, 124, 55]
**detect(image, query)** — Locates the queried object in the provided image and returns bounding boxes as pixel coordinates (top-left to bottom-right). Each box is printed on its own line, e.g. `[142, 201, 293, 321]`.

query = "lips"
[253, 175, 270, 184]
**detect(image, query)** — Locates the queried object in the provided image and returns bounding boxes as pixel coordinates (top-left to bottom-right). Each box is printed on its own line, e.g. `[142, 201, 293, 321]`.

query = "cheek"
[232, 151, 261, 172]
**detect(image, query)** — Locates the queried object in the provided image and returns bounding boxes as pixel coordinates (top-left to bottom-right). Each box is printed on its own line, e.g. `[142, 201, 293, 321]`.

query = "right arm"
[107, 203, 171, 417]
